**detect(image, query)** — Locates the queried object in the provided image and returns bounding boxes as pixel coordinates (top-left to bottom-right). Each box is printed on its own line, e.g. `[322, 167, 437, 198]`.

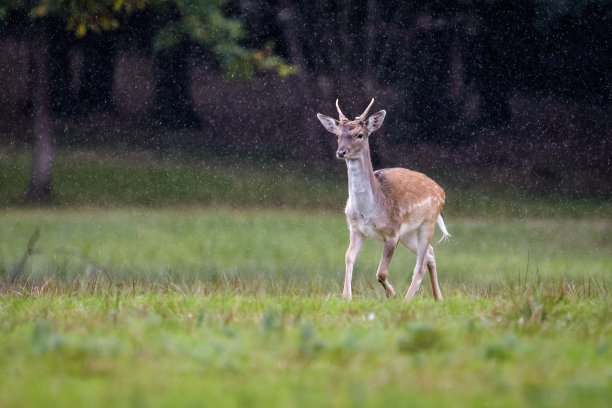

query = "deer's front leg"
[376, 239, 398, 298]
[344, 230, 363, 299]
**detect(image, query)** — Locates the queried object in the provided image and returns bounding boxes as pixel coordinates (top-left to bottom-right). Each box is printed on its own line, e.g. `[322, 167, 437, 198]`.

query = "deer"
[317, 98, 450, 300]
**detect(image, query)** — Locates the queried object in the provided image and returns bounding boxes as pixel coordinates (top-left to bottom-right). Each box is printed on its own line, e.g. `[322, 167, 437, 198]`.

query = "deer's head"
[317, 98, 386, 160]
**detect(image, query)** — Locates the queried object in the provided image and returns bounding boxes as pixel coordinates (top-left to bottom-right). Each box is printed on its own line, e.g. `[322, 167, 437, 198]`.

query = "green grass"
[0, 209, 611, 407]
[0, 292, 611, 407]
[1, 210, 610, 295]
[1, 146, 611, 407]
[1, 148, 610, 217]
[0, 148, 345, 209]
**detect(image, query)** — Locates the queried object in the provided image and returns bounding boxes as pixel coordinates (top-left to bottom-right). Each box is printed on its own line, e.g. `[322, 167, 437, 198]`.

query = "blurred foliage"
[0, 0, 17, 19]
[0, 0, 296, 77]
[0, 0, 148, 35]
[153, 1, 243, 52]
[35, 0, 147, 36]
[227, 41, 299, 78]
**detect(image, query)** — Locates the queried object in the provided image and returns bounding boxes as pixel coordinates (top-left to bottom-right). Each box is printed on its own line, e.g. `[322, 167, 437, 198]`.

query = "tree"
[149, 0, 248, 129]
[27, 14, 53, 202]
[58, 0, 294, 127]
[0, 0, 150, 202]
[0, 0, 293, 203]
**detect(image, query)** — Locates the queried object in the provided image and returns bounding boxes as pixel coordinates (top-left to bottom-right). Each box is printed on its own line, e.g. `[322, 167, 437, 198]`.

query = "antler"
[336, 99, 348, 122]
[357, 98, 375, 121]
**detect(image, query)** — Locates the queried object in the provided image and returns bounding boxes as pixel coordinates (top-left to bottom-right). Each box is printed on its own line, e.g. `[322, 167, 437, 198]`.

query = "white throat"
[346, 156, 377, 216]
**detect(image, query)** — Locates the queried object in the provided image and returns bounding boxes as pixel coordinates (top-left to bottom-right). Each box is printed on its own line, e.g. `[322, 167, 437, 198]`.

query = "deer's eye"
[357, 133, 363, 139]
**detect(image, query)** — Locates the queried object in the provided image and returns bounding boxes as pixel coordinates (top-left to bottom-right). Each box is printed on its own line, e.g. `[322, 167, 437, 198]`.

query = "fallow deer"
[317, 98, 450, 300]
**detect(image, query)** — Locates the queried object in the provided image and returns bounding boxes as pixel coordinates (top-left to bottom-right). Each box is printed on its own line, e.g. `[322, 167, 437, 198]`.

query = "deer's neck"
[346, 145, 380, 216]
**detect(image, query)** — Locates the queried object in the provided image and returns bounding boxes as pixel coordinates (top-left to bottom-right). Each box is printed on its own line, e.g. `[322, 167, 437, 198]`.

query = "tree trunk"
[78, 33, 116, 114]
[26, 19, 54, 203]
[277, 0, 328, 160]
[150, 42, 200, 129]
[49, 24, 75, 116]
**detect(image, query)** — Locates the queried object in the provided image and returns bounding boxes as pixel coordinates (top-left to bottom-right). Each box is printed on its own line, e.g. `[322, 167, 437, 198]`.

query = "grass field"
[1, 148, 611, 406]
[1, 209, 611, 407]
[1, 291, 610, 407]
[1, 148, 610, 217]
[1, 209, 610, 294]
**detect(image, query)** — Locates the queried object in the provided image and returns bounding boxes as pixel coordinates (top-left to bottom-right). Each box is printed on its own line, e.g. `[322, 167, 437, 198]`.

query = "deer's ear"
[367, 110, 386, 133]
[317, 114, 339, 134]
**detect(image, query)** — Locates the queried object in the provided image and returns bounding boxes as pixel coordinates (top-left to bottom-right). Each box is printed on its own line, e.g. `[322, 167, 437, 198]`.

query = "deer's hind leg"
[404, 224, 435, 300]
[426, 245, 443, 300]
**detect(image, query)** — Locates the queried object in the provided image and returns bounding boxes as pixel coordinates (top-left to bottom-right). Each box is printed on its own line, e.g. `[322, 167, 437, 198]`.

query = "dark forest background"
[0, 0, 610, 204]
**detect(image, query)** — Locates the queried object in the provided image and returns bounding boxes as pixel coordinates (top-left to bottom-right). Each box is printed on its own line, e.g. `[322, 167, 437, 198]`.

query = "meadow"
[0, 149, 611, 407]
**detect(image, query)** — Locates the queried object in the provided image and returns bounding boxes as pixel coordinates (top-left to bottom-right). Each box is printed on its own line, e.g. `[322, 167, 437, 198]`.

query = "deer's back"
[375, 167, 445, 222]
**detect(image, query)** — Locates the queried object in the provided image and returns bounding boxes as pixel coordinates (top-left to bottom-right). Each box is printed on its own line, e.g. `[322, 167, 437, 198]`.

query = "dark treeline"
[247, 0, 610, 140]
[1, 4, 201, 128]
[0, 0, 610, 202]
[2, 0, 610, 130]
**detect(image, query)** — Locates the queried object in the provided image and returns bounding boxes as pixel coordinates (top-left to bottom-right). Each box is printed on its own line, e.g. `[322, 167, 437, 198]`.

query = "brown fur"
[375, 168, 445, 229]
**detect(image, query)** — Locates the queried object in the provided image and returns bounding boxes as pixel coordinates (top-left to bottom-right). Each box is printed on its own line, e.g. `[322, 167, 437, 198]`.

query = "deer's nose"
[337, 149, 347, 158]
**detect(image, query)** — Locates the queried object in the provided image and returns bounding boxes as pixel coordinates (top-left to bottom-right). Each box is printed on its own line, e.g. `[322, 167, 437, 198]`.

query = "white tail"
[435, 213, 451, 245]
[317, 98, 450, 300]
